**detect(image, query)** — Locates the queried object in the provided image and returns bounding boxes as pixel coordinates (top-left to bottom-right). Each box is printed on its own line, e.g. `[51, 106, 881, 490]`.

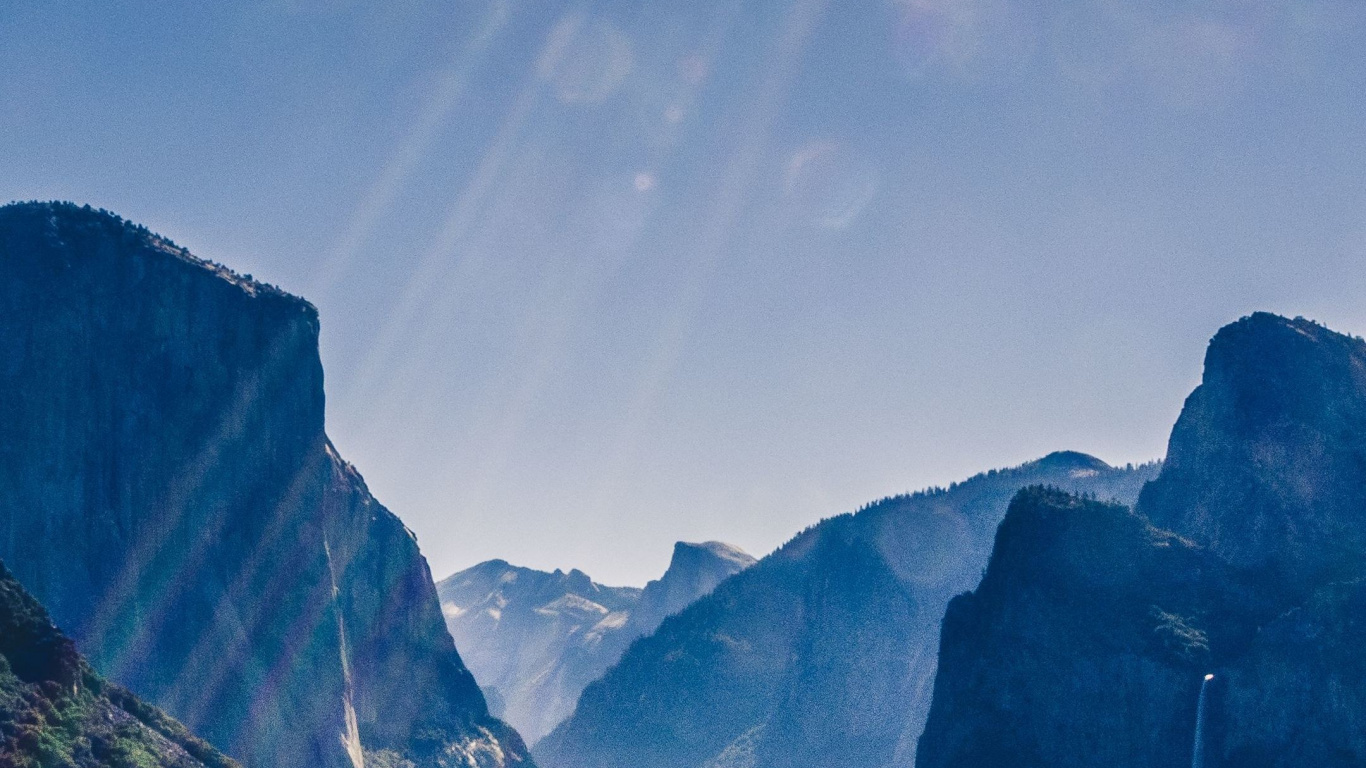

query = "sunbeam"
[358, 8, 752, 515]
[307, 0, 517, 304]
[592, 0, 831, 507]
[338, 28, 554, 412]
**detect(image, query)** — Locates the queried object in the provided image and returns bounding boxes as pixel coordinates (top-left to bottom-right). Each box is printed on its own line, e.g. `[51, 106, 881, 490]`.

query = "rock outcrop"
[917, 314, 1366, 768]
[0, 202, 531, 768]
[0, 559, 239, 768]
[1138, 312, 1366, 601]
[438, 542, 755, 744]
[533, 453, 1159, 768]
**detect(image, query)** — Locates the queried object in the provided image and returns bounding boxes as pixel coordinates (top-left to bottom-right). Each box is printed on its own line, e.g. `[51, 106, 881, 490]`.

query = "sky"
[4, 0, 1366, 586]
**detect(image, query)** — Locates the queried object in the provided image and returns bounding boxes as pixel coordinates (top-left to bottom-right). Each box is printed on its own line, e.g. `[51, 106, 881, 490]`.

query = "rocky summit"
[1138, 312, 1366, 601]
[0, 203, 531, 768]
[438, 541, 755, 745]
[917, 313, 1366, 768]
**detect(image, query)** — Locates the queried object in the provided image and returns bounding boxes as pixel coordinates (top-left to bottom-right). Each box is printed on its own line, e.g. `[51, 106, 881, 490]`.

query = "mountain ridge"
[438, 540, 755, 744]
[534, 452, 1160, 768]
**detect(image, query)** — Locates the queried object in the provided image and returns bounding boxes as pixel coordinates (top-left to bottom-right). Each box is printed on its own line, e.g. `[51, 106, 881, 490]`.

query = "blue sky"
[4, 0, 1366, 585]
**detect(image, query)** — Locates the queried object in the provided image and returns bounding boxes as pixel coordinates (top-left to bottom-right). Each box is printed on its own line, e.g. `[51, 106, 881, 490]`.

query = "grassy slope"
[0, 561, 238, 768]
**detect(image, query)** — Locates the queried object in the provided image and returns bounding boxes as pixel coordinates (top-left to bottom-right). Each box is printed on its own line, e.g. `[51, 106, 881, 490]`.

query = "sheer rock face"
[0, 203, 531, 768]
[918, 314, 1366, 768]
[533, 454, 1159, 768]
[438, 542, 754, 745]
[0, 559, 240, 768]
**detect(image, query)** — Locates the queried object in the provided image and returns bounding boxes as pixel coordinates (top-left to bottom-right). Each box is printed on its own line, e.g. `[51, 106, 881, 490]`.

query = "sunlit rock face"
[438, 542, 754, 745]
[917, 314, 1366, 768]
[0, 203, 532, 768]
[0, 559, 240, 768]
[533, 454, 1159, 768]
[624, 542, 760, 645]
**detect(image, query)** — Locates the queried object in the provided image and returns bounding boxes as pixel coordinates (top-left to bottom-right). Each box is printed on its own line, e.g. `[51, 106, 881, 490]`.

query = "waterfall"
[1191, 673, 1213, 768]
[324, 537, 366, 768]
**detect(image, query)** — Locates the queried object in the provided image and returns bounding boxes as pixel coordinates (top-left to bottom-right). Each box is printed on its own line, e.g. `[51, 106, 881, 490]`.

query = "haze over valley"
[3, 2, 1365, 766]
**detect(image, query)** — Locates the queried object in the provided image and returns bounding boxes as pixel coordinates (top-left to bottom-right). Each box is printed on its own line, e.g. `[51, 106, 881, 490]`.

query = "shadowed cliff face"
[918, 314, 1366, 768]
[439, 542, 754, 745]
[0, 202, 531, 768]
[533, 453, 1159, 768]
[0, 559, 240, 768]
[1217, 579, 1366, 766]
[1138, 312, 1366, 600]
[915, 489, 1267, 768]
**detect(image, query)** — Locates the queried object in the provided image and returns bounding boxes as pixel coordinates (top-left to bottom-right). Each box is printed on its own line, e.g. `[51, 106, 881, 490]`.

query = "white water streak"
[1192, 674, 1212, 768]
[324, 537, 365, 768]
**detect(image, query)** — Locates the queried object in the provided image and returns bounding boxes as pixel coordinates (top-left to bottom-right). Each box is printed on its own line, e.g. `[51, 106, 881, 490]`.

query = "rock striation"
[917, 313, 1366, 768]
[533, 453, 1159, 768]
[0, 202, 531, 768]
[438, 542, 755, 744]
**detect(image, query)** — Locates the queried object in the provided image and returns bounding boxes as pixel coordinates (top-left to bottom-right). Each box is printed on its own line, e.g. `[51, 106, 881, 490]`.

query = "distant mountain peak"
[636, 541, 756, 628]
[437, 542, 754, 746]
[667, 540, 758, 575]
[1031, 451, 1112, 472]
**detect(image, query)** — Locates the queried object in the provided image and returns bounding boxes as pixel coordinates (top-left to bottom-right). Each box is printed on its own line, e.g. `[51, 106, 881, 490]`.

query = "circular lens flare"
[540, 17, 635, 105]
[783, 141, 879, 230]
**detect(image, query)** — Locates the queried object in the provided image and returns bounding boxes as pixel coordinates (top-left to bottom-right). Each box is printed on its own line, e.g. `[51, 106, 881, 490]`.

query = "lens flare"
[540, 16, 635, 105]
[783, 141, 879, 230]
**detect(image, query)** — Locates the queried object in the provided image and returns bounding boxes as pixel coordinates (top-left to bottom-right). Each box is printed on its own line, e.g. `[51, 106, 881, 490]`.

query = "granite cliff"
[917, 314, 1366, 768]
[1138, 313, 1366, 602]
[0, 202, 531, 768]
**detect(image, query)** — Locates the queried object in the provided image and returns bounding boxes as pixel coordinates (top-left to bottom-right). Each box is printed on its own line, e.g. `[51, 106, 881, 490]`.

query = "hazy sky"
[4, 0, 1366, 585]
